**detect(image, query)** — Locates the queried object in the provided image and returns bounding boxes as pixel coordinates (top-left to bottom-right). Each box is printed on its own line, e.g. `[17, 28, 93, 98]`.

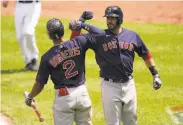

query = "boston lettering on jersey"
[102, 39, 117, 51]
[49, 47, 80, 68]
[102, 39, 134, 52]
[119, 41, 134, 51]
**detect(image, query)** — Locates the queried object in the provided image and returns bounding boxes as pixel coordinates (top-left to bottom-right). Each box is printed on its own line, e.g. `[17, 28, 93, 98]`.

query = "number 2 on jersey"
[63, 60, 78, 79]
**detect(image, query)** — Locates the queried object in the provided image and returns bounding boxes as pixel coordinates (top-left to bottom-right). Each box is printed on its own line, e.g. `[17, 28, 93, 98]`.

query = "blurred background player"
[2, 0, 41, 71]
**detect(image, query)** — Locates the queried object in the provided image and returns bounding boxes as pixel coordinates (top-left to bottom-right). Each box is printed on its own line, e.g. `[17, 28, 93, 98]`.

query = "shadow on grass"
[1, 69, 27, 74]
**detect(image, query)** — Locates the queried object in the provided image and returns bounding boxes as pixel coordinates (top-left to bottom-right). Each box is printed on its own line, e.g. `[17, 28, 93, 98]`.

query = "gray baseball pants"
[53, 84, 92, 125]
[101, 78, 137, 125]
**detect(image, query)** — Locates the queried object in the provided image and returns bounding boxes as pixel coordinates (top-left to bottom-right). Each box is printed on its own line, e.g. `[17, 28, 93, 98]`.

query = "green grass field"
[1, 16, 183, 125]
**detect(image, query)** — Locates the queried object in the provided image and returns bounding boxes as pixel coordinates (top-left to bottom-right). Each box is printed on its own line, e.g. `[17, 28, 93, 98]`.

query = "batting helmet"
[103, 6, 123, 25]
[46, 18, 64, 41]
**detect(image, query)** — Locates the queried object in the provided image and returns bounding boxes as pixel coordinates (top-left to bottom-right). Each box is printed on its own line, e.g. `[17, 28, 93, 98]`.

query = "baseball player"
[25, 17, 105, 125]
[70, 6, 162, 125]
[2, 0, 41, 71]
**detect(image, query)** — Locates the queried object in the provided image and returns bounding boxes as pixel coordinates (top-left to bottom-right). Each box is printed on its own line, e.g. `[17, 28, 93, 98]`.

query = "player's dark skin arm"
[70, 30, 81, 39]
[29, 81, 45, 98]
[144, 57, 155, 67]
[142, 52, 158, 76]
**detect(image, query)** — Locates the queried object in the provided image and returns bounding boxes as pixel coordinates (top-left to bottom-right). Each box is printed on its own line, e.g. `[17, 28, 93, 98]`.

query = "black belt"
[18, 0, 39, 3]
[55, 83, 85, 89]
[104, 76, 133, 83]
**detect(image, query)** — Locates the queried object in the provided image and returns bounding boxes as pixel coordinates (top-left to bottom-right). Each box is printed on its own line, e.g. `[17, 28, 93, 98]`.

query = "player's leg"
[53, 89, 75, 125]
[101, 78, 122, 125]
[23, 2, 41, 69]
[121, 79, 137, 125]
[14, 3, 30, 65]
[75, 84, 92, 125]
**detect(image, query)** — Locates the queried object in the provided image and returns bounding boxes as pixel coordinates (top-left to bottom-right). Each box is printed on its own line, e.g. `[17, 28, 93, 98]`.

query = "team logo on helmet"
[55, 21, 60, 27]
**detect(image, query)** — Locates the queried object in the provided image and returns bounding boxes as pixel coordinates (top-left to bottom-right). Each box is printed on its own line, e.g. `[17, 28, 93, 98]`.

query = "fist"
[69, 20, 82, 31]
[79, 11, 93, 22]
[153, 74, 162, 90]
[25, 94, 35, 107]
[2, 1, 9, 8]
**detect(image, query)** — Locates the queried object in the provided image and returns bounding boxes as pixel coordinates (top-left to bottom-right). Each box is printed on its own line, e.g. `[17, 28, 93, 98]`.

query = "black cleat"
[24, 59, 39, 71]
[24, 63, 32, 71]
[30, 58, 39, 71]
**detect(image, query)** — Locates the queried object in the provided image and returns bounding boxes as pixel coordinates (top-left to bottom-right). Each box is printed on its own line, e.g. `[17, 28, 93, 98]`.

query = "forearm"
[29, 81, 44, 98]
[142, 52, 162, 90]
[70, 10, 93, 39]
[70, 30, 81, 40]
[142, 52, 159, 76]
[81, 23, 105, 35]
[70, 22, 105, 39]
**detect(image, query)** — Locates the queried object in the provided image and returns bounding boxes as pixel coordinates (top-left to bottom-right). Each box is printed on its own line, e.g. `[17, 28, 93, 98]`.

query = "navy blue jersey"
[36, 23, 105, 89]
[36, 34, 97, 89]
[90, 28, 149, 80]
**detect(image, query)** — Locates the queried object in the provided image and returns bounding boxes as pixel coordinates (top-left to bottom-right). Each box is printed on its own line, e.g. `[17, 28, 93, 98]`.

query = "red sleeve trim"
[142, 51, 152, 61]
[70, 31, 81, 40]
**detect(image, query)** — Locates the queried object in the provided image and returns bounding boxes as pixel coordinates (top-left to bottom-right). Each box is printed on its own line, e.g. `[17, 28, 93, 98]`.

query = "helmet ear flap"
[117, 17, 123, 25]
[47, 30, 52, 40]
[47, 30, 54, 40]
[48, 31, 61, 41]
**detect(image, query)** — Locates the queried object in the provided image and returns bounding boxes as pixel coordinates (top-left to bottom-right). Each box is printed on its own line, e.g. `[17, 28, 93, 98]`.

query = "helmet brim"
[103, 14, 120, 18]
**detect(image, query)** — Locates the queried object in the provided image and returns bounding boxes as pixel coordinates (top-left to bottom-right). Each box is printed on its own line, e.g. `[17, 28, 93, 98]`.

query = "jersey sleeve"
[81, 23, 106, 36]
[134, 34, 149, 57]
[70, 23, 105, 40]
[35, 55, 51, 85]
[74, 34, 97, 50]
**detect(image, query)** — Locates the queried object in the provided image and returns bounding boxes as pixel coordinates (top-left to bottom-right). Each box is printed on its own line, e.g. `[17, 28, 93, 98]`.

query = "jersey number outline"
[63, 60, 79, 79]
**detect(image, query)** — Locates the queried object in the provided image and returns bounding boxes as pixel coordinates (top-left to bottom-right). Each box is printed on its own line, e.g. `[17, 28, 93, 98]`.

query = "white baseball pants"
[101, 78, 137, 125]
[53, 84, 92, 125]
[15, 2, 41, 64]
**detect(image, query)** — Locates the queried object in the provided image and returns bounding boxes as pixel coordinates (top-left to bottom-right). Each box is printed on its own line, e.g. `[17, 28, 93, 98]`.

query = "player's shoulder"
[41, 46, 59, 61]
[71, 34, 89, 43]
[71, 35, 84, 41]
[65, 38, 80, 47]
[104, 29, 111, 34]
[41, 51, 51, 62]
[40, 53, 49, 64]
[62, 39, 84, 50]
[123, 28, 138, 36]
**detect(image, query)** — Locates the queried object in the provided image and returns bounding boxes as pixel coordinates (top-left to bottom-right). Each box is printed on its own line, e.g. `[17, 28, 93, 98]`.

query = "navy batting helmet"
[104, 6, 123, 25]
[46, 18, 64, 41]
